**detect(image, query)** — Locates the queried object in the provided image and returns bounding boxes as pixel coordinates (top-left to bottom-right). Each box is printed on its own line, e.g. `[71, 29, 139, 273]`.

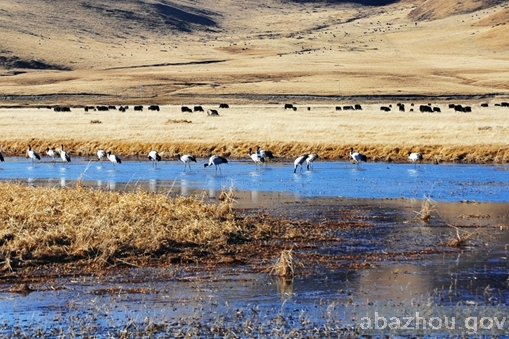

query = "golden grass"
[270, 249, 296, 278]
[0, 104, 508, 162]
[0, 182, 271, 270]
[0, 182, 375, 273]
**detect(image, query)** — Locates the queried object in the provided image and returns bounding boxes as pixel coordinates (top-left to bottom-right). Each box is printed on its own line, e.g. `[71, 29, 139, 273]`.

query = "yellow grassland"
[0, 104, 507, 162]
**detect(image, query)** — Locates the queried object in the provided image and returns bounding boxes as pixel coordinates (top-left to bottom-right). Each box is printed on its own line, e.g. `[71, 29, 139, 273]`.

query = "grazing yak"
[181, 106, 192, 113]
[193, 105, 204, 112]
[148, 105, 160, 111]
[207, 109, 219, 116]
[134, 105, 143, 111]
[219, 103, 229, 108]
[419, 105, 433, 113]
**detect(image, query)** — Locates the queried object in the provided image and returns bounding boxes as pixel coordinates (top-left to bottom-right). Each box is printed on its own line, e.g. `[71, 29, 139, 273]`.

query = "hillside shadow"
[154, 3, 216, 27]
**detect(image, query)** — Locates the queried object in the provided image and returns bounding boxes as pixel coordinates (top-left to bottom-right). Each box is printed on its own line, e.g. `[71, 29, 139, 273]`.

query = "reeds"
[414, 196, 438, 222]
[0, 182, 266, 270]
[447, 225, 475, 247]
[270, 249, 296, 278]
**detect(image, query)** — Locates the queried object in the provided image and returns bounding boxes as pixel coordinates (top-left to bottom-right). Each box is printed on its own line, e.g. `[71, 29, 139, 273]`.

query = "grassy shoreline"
[0, 104, 508, 163]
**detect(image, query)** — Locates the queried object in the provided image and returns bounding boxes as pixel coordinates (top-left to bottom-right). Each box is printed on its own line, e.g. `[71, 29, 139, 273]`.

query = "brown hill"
[408, 0, 507, 21]
[0, 0, 508, 103]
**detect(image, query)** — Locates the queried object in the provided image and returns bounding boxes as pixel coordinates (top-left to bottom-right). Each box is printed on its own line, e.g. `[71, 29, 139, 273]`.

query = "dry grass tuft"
[447, 226, 475, 247]
[414, 196, 439, 222]
[90, 120, 102, 124]
[270, 249, 296, 278]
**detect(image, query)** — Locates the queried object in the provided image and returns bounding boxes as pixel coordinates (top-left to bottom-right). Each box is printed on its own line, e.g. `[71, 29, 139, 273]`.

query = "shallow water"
[1, 157, 509, 337]
[1, 157, 508, 202]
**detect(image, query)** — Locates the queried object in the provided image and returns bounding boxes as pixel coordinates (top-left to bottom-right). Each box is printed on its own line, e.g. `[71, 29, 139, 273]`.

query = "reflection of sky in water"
[1, 157, 508, 202]
[1, 159, 509, 336]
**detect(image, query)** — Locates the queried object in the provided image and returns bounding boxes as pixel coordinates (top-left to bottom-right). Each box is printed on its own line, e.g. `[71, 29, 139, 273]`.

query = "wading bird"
[306, 153, 319, 170]
[107, 151, 122, 169]
[148, 150, 162, 167]
[350, 148, 367, 168]
[249, 148, 265, 166]
[177, 153, 197, 171]
[27, 145, 41, 163]
[293, 154, 309, 173]
[204, 155, 228, 172]
[97, 150, 106, 162]
[60, 144, 71, 163]
[0, 151, 4, 163]
[408, 151, 423, 166]
[257, 146, 274, 163]
[46, 147, 58, 162]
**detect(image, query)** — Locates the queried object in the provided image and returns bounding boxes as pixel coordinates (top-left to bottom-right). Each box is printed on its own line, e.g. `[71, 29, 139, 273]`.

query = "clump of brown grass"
[414, 196, 438, 222]
[447, 225, 475, 247]
[90, 120, 102, 124]
[0, 182, 267, 270]
[270, 249, 297, 278]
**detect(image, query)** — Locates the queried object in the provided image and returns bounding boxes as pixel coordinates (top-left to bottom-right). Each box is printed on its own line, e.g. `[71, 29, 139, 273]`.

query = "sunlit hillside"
[0, 0, 508, 104]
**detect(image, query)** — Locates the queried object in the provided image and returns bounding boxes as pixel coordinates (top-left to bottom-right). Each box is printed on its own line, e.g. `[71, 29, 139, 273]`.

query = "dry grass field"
[0, 103, 508, 162]
[0, 0, 508, 161]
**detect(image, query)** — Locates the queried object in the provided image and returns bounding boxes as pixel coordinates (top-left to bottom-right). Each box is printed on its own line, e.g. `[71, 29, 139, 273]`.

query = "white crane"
[204, 155, 228, 172]
[306, 153, 319, 170]
[27, 145, 41, 163]
[248, 148, 265, 166]
[60, 144, 71, 163]
[408, 152, 423, 166]
[46, 147, 58, 162]
[350, 148, 367, 168]
[107, 151, 122, 169]
[148, 150, 162, 167]
[177, 153, 197, 171]
[97, 150, 106, 162]
[293, 154, 309, 173]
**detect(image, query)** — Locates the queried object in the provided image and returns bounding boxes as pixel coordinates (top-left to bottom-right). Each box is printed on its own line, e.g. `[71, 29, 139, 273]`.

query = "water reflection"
[0, 157, 508, 202]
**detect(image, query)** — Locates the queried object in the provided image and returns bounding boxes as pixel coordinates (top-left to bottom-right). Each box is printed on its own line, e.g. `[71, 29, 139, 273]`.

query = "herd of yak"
[42, 101, 509, 114]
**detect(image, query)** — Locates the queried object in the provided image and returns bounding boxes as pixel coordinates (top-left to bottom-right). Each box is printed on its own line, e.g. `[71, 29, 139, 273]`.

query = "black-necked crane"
[257, 146, 274, 163]
[46, 147, 58, 162]
[177, 153, 197, 171]
[350, 148, 367, 168]
[204, 155, 228, 172]
[249, 148, 265, 166]
[107, 151, 122, 169]
[60, 144, 71, 163]
[148, 150, 162, 167]
[97, 150, 106, 162]
[293, 154, 309, 173]
[306, 153, 319, 170]
[27, 145, 41, 163]
[408, 152, 423, 167]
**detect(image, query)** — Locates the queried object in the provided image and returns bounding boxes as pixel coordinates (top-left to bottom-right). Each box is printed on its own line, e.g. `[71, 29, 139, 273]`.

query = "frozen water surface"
[1, 157, 509, 337]
[0, 157, 507, 202]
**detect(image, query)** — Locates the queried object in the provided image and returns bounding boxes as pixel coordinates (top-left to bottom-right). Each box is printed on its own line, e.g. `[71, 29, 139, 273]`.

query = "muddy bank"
[1, 192, 508, 338]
